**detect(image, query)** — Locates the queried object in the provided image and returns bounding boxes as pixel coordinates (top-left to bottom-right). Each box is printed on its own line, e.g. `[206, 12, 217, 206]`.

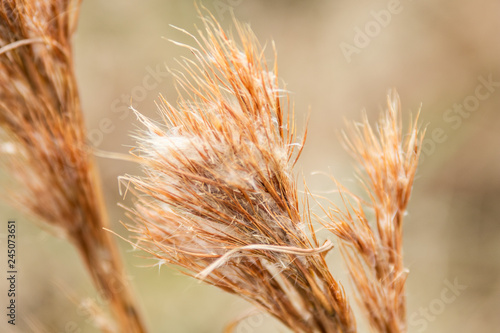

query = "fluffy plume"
[0, 1, 145, 332]
[321, 92, 424, 332]
[121, 14, 355, 333]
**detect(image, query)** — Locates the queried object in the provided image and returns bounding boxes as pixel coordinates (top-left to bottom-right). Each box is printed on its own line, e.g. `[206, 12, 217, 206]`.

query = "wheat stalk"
[120, 12, 356, 333]
[0, 1, 146, 332]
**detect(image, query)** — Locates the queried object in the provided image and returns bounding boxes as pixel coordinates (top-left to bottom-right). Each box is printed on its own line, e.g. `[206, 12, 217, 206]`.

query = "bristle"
[123, 12, 355, 333]
[0, 1, 146, 332]
[322, 90, 425, 333]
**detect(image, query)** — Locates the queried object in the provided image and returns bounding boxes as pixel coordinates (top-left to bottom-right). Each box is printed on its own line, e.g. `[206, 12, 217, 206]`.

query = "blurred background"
[1, 0, 499, 332]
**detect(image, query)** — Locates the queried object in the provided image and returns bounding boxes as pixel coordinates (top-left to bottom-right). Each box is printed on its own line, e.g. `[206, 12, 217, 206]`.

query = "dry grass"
[120, 13, 355, 333]
[121, 12, 424, 333]
[0, 1, 145, 332]
[320, 92, 424, 332]
[0, 1, 425, 332]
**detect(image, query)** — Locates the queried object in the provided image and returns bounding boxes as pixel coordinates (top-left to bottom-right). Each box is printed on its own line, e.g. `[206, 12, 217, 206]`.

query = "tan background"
[1, 0, 499, 332]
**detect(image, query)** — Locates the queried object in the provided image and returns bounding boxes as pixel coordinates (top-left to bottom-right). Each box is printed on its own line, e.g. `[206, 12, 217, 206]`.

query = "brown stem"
[73, 230, 146, 333]
[71, 160, 147, 333]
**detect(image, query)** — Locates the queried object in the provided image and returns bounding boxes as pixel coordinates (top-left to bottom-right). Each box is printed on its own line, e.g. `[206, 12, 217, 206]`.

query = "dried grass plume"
[0, 1, 145, 332]
[320, 91, 424, 332]
[121, 13, 356, 333]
